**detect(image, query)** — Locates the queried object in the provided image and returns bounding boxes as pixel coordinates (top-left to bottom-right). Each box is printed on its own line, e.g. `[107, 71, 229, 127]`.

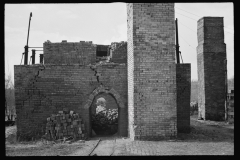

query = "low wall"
[14, 63, 128, 140]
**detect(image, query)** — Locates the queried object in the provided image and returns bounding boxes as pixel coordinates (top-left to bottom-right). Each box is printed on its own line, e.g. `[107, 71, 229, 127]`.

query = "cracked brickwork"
[197, 17, 226, 121]
[127, 3, 177, 140]
[14, 63, 127, 140]
[14, 3, 193, 141]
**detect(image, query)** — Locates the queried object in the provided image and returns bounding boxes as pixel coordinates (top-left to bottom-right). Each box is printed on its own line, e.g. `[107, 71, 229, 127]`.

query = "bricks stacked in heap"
[14, 63, 127, 140]
[45, 110, 85, 140]
[176, 64, 191, 133]
[197, 17, 226, 121]
[127, 3, 177, 140]
[111, 41, 127, 63]
[43, 41, 96, 65]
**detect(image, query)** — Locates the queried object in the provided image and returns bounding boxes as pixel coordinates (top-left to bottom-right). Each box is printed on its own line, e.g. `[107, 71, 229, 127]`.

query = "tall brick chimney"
[197, 17, 227, 121]
[127, 3, 177, 140]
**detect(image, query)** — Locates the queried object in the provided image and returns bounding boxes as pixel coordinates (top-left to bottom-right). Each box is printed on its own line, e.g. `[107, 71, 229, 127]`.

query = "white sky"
[5, 3, 234, 84]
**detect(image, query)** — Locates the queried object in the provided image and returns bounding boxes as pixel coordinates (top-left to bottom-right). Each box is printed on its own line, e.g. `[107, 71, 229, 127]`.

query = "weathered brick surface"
[43, 41, 96, 65]
[176, 64, 191, 133]
[127, 3, 177, 140]
[111, 42, 127, 63]
[14, 63, 127, 140]
[197, 17, 226, 121]
[14, 3, 193, 141]
[127, 3, 134, 140]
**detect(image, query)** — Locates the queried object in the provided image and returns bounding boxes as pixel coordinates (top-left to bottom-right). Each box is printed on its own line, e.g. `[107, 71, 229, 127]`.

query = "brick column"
[176, 64, 191, 133]
[197, 17, 227, 121]
[127, 3, 177, 140]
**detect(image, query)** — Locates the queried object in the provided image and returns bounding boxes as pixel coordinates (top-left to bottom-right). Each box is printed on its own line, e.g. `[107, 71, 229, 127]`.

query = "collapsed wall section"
[127, 3, 177, 140]
[197, 17, 226, 121]
[176, 64, 191, 133]
[14, 63, 127, 140]
[43, 41, 96, 65]
[111, 42, 127, 63]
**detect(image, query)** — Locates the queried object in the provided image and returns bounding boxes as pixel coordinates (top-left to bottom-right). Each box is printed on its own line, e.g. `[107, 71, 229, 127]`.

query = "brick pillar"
[176, 64, 191, 133]
[197, 17, 227, 121]
[127, 3, 177, 140]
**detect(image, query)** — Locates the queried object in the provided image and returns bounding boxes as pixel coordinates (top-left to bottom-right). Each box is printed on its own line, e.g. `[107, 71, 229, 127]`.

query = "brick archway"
[84, 85, 127, 137]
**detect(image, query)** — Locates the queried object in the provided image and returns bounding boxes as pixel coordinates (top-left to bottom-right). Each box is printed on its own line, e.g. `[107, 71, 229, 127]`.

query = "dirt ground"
[5, 115, 234, 156]
[178, 115, 234, 142]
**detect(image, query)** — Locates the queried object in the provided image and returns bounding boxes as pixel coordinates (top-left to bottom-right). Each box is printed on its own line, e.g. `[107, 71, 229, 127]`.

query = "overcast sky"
[5, 3, 234, 84]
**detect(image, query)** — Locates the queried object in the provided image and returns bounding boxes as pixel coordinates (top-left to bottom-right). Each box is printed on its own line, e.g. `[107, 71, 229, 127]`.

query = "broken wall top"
[43, 40, 127, 65]
[197, 17, 224, 44]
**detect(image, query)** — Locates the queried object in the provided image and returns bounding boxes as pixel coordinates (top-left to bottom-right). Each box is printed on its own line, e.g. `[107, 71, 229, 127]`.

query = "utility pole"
[175, 18, 180, 64]
[224, 59, 228, 121]
[24, 12, 32, 65]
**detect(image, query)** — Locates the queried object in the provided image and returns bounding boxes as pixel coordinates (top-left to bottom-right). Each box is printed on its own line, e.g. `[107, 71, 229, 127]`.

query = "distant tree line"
[3, 71, 234, 120]
[191, 76, 234, 103]
[5, 73, 15, 120]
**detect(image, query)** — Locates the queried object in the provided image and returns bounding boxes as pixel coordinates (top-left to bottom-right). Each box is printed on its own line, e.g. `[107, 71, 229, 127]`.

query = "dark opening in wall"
[91, 94, 118, 136]
[96, 45, 109, 57]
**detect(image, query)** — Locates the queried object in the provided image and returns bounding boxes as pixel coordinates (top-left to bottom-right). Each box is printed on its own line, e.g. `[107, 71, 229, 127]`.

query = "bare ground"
[5, 115, 234, 156]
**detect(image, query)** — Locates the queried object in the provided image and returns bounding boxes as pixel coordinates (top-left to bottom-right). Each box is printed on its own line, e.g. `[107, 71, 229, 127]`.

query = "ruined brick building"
[14, 3, 192, 141]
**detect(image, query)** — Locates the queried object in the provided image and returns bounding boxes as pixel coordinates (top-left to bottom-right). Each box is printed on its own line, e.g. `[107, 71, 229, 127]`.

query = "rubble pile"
[92, 108, 118, 135]
[44, 110, 85, 141]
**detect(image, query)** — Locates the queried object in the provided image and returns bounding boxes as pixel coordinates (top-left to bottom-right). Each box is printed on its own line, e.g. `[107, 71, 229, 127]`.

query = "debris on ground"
[92, 108, 118, 135]
[5, 126, 17, 144]
[6, 115, 234, 156]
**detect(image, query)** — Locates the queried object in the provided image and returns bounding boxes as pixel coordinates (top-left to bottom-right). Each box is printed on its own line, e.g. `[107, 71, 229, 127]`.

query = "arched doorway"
[84, 85, 127, 137]
[91, 93, 118, 136]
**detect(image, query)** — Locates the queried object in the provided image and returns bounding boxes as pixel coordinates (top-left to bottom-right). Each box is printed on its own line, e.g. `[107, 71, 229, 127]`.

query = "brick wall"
[176, 64, 191, 133]
[127, 3, 135, 140]
[43, 41, 96, 65]
[197, 17, 226, 121]
[127, 3, 177, 140]
[14, 63, 127, 140]
[111, 42, 127, 63]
